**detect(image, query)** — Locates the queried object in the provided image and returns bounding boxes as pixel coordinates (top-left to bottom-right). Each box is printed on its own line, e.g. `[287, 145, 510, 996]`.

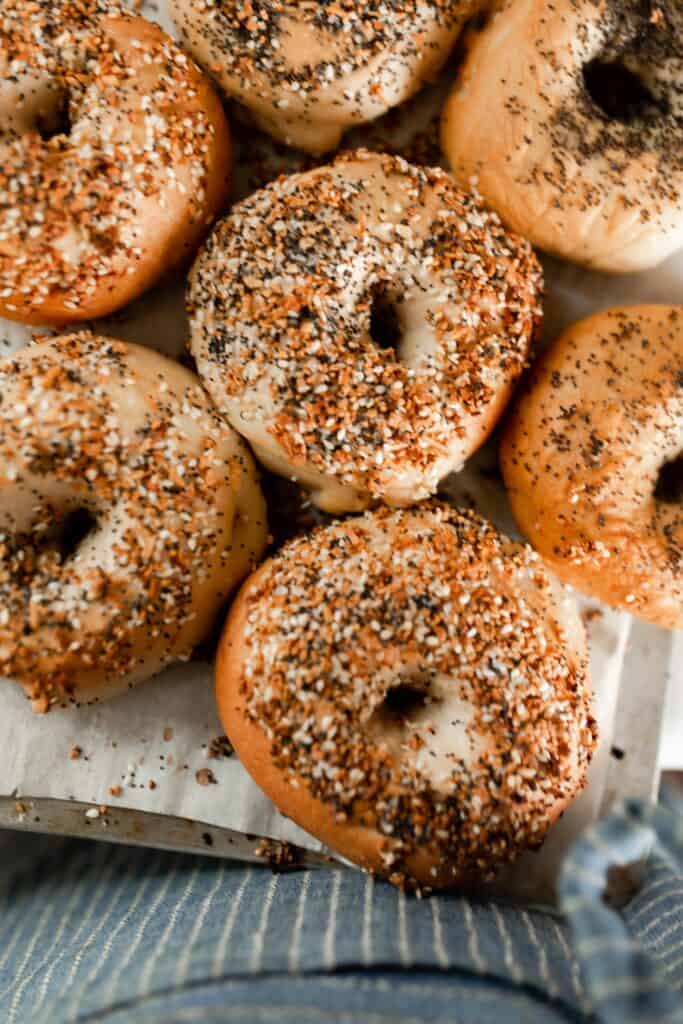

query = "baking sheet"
[0, 0, 680, 899]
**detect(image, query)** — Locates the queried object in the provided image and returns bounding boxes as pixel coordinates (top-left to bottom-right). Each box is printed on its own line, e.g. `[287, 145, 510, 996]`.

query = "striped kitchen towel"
[0, 796, 680, 1023]
[560, 798, 683, 1023]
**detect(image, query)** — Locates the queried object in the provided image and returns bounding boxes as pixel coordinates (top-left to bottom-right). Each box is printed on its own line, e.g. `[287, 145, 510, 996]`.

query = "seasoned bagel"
[441, 0, 683, 272]
[169, 0, 475, 154]
[501, 306, 683, 628]
[217, 503, 596, 888]
[0, 333, 267, 710]
[189, 150, 542, 514]
[0, 0, 231, 325]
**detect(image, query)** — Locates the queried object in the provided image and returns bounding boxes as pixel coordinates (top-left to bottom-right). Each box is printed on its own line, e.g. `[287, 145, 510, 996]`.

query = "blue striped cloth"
[561, 799, 683, 1023]
[0, 798, 681, 1023]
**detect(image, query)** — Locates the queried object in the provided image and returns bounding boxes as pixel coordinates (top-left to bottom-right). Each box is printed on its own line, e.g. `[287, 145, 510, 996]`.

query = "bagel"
[0, 333, 267, 711]
[217, 503, 596, 888]
[441, 0, 683, 272]
[169, 0, 476, 154]
[501, 305, 683, 629]
[0, 0, 231, 325]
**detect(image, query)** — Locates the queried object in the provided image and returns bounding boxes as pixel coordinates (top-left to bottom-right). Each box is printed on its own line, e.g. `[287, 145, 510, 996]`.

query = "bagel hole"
[53, 507, 97, 560]
[369, 291, 401, 354]
[655, 454, 683, 504]
[583, 59, 669, 124]
[35, 88, 71, 142]
[381, 681, 429, 721]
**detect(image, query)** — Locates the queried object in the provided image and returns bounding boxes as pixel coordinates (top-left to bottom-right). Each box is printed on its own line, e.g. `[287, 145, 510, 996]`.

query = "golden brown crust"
[0, 333, 268, 711]
[169, 0, 476, 155]
[501, 305, 683, 628]
[190, 149, 543, 514]
[441, 0, 683, 272]
[0, 2, 231, 325]
[216, 503, 596, 889]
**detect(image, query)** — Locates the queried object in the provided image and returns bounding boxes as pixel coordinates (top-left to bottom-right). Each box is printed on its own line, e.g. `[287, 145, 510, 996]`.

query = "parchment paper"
[0, 0, 680, 899]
